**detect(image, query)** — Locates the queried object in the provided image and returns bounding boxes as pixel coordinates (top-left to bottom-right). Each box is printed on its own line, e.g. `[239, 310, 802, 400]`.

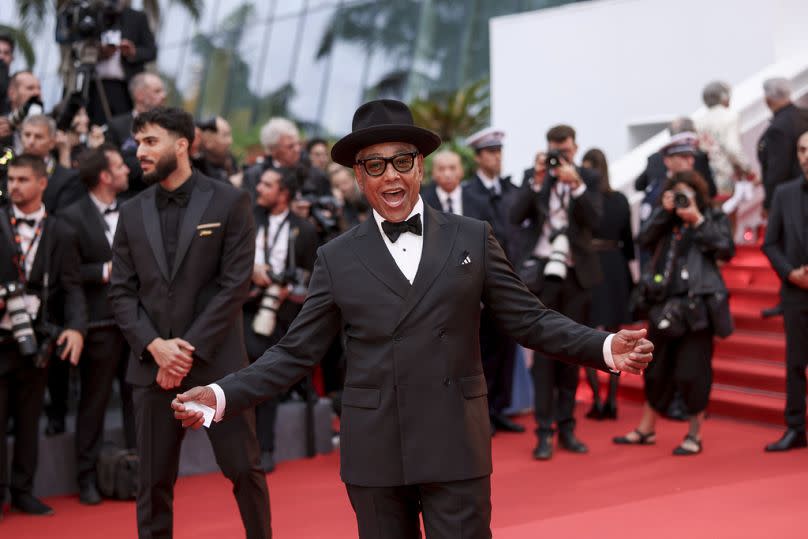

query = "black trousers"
[643, 327, 714, 416]
[0, 343, 48, 498]
[532, 270, 590, 435]
[345, 476, 492, 539]
[45, 349, 70, 425]
[75, 328, 127, 486]
[479, 308, 516, 415]
[783, 303, 808, 430]
[244, 321, 280, 454]
[133, 385, 271, 539]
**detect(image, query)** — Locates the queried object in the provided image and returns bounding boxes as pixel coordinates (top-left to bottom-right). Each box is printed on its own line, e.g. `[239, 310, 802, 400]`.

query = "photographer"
[0, 71, 43, 151]
[0, 154, 86, 516]
[244, 167, 318, 472]
[614, 170, 733, 455]
[509, 124, 603, 460]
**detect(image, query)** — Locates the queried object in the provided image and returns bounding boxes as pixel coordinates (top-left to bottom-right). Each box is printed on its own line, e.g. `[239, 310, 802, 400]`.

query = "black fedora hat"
[331, 99, 442, 167]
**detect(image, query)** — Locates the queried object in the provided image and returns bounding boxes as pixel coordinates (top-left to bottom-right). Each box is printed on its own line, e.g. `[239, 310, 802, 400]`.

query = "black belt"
[591, 239, 620, 252]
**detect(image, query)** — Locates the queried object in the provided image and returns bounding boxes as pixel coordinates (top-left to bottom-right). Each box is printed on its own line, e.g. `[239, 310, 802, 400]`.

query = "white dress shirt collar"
[372, 196, 424, 235]
[88, 192, 118, 214]
[12, 204, 46, 223]
[476, 170, 501, 193]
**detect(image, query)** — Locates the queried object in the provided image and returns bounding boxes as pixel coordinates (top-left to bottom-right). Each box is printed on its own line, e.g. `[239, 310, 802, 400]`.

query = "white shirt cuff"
[571, 182, 587, 198]
[207, 383, 226, 422]
[102, 262, 110, 282]
[602, 334, 618, 373]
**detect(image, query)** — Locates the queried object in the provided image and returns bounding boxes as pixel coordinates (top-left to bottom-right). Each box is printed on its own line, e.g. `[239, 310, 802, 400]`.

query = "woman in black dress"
[581, 149, 634, 420]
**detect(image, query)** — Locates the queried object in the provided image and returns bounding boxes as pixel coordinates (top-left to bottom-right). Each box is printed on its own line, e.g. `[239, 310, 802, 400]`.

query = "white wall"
[490, 0, 808, 179]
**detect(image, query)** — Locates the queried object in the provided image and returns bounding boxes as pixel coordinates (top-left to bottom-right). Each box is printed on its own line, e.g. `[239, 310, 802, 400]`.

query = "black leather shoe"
[491, 413, 525, 433]
[11, 493, 54, 516]
[559, 431, 589, 453]
[585, 402, 604, 420]
[601, 402, 618, 420]
[45, 417, 66, 437]
[260, 451, 276, 473]
[79, 483, 102, 505]
[532, 435, 553, 460]
[765, 429, 807, 452]
[760, 304, 784, 319]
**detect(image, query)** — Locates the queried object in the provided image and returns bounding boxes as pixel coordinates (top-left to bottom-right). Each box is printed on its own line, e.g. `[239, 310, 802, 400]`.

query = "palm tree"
[409, 78, 490, 143]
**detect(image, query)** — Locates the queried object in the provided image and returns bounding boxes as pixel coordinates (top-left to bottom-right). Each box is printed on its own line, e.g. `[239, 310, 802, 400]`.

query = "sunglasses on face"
[356, 151, 418, 177]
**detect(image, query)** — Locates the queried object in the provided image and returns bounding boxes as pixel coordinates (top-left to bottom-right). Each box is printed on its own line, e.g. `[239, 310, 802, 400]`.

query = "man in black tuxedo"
[763, 130, 808, 452]
[19, 114, 85, 215]
[244, 167, 318, 472]
[757, 77, 808, 211]
[59, 144, 135, 504]
[421, 149, 484, 218]
[460, 128, 524, 435]
[87, 3, 157, 125]
[0, 154, 85, 517]
[510, 124, 603, 460]
[173, 99, 654, 538]
[108, 108, 270, 538]
[105, 72, 167, 198]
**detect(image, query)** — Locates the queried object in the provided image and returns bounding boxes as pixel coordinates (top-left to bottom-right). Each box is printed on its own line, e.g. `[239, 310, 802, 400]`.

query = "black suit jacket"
[116, 8, 157, 81]
[60, 194, 117, 324]
[757, 104, 808, 208]
[634, 150, 717, 199]
[420, 182, 486, 218]
[509, 168, 604, 289]
[105, 113, 147, 198]
[109, 172, 256, 387]
[462, 173, 518, 259]
[44, 164, 85, 214]
[0, 208, 86, 374]
[216, 204, 608, 487]
[246, 209, 319, 330]
[763, 176, 808, 305]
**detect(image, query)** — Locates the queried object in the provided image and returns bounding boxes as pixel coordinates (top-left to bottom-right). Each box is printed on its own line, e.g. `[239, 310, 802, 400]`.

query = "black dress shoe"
[559, 431, 589, 453]
[45, 417, 66, 437]
[585, 402, 604, 420]
[532, 435, 553, 460]
[11, 493, 54, 516]
[601, 402, 618, 420]
[79, 483, 102, 505]
[765, 429, 807, 452]
[760, 304, 784, 319]
[491, 413, 525, 433]
[260, 451, 276, 473]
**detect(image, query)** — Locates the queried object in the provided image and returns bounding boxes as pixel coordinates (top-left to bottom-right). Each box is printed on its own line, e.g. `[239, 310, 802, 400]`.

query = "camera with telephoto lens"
[251, 268, 310, 337]
[56, 0, 121, 43]
[545, 149, 565, 170]
[5, 96, 44, 130]
[544, 228, 570, 281]
[0, 282, 39, 357]
[673, 192, 691, 209]
[302, 194, 343, 235]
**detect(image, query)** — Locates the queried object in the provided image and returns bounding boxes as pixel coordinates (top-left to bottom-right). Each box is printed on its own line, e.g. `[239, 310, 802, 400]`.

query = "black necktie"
[445, 197, 454, 214]
[16, 218, 37, 228]
[381, 214, 422, 243]
[156, 189, 190, 209]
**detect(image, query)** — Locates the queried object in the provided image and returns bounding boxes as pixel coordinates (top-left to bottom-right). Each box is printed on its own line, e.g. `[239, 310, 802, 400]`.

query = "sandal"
[613, 429, 656, 445]
[672, 434, 702, 456]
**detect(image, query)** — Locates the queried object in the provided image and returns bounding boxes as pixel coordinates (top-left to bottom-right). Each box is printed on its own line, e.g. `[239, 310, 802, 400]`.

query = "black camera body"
[57, 0, 121, 43]
[673, 192, 691, 209]
[303, 194, 342, 234]
[6, 96, 44, 131]
[545, 149, 565, 170]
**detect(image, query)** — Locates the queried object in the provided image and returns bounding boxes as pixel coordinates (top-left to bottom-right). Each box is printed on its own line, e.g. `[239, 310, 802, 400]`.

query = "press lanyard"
[263, 214, 290, 269]
[9, 212, 46, 284]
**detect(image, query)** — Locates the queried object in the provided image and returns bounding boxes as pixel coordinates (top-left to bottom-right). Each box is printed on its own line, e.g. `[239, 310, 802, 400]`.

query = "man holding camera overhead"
[0, 154, 86, 518]
[510, 124, 603, 460]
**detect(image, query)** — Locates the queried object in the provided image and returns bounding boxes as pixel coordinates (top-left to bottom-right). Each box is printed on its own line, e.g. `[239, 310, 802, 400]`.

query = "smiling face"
[353, 141, 423, 222]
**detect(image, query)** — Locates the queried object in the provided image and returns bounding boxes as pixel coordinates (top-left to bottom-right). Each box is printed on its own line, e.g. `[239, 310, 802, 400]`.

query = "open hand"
[57, 329, 84, 366]
[611, 328, 653, 375]
[172, 386, 217, 429]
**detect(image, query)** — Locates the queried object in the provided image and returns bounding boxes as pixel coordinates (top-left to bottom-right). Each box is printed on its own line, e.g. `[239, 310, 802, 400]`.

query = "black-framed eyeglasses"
[356, 151, 418, 177]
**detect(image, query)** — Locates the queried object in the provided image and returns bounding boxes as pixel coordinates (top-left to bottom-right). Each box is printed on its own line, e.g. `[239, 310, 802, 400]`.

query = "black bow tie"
[381, 214, 422, 243]
[103, 205, 119, 215]
[156, 189, 190, 209]
[15, 217, 37, 228]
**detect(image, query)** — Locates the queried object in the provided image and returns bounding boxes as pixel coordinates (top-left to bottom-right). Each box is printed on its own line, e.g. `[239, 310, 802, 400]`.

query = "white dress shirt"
[209, 195, 617, 421]
[255, 210, 290, 276]
[89, 192, 120, 247]
[532, 181, 587, 265]
[436, 186, 463, 216]
[0, 205, 46, 330]
[476, 170, 502, 195]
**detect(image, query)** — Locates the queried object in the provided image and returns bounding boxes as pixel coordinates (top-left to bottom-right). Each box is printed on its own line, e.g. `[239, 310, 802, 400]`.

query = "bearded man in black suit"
[108, 108, 270, 538]
[173, 100, 653, 539]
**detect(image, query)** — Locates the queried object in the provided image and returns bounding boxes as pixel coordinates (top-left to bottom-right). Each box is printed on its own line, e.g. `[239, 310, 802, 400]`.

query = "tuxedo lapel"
[83, 195, 113, 257]
[793, 187, 806, 250]
[0, 207, 14, 253]
[140, 189, 170, 282]
[27, 217, 52, 285]
[395, 206, 457, 329]
[349, 218, 411, 300]
[171, 178, 213, 281]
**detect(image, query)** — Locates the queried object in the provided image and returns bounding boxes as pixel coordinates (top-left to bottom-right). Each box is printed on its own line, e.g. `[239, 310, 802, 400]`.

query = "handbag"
[648, 297, 687, 337]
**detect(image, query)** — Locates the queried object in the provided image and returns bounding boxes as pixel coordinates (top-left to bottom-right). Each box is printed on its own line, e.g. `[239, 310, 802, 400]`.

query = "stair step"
[712, 357, 786, 393]
[728, 292, 781, 312]
[731, 307, 784, 333]
[721, 265, 780, 290]
[715, 331, 785, 362]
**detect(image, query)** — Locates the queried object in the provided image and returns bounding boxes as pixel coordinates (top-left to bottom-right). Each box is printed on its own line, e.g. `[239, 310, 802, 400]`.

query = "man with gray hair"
[243, 116, 331, 205]
[696, 80, 753, 195]
[757, 77, 808, 209]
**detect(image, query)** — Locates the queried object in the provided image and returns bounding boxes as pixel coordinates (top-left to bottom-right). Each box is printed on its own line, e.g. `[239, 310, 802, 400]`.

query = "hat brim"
[331, 124, 442, 167]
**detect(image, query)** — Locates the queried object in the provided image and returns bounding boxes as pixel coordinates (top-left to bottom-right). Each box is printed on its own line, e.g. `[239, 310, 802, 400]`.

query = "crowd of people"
[0, 6, 806, 537]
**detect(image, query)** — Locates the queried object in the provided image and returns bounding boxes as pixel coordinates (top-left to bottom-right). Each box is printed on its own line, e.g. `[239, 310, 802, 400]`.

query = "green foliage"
[0, 24, 35, 68]
[409, 78, 490, 142]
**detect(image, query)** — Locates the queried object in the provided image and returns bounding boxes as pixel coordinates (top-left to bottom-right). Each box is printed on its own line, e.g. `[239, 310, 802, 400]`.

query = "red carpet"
[4, 402, 805, 538]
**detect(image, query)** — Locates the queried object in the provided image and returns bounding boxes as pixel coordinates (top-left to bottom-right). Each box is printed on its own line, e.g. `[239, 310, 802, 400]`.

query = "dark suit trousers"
[76, 328, 126, 486]
[0, 343, 48, 497]
[88, 79, 133, 125]
[783, 303, 808, 430]
[244, 322, 280, 454]
[345, 476, 491, 539]
[532, 269, 591, 435]
[133, 385, 270, 539]
[479, 308, 516, 414]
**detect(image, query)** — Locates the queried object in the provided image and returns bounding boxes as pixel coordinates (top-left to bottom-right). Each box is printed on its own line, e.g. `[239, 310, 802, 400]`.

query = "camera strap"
[262, 213, 290, 273]
[9, 211, 47, 284]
